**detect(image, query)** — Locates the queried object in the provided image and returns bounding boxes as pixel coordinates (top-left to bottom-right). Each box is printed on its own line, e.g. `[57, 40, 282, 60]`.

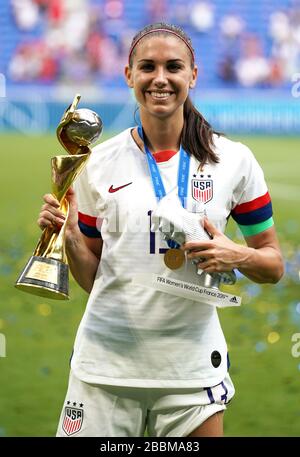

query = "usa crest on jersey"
[62, 407, 83, 436]
[192, 179, 213, 204]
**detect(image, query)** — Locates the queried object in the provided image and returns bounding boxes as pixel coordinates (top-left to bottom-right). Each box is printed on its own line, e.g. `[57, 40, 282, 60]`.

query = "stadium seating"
[1, 0, 294, 90]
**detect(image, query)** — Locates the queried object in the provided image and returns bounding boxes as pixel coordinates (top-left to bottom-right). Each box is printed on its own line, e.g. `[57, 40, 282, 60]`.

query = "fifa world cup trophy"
[15, 94, 103, 300]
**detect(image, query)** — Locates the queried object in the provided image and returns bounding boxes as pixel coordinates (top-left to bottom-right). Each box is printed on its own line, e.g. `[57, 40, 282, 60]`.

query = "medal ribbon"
[137, 125, 190, 248]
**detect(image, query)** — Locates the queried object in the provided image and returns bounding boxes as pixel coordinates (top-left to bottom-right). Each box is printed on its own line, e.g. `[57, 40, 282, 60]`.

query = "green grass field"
[0, 133, 299, 436]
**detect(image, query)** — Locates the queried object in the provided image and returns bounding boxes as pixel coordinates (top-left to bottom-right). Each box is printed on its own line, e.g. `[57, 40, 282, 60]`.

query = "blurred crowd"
[9, 0, 134, 84]
[218, 5, 300, 87]
[7, 0, 300, 87]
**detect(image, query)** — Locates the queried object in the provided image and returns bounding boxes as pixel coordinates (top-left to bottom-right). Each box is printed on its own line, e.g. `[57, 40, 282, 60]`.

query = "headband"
[128, 28, 195, 64]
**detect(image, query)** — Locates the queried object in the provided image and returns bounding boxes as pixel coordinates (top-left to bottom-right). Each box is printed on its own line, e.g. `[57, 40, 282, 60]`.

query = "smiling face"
[125, 34, 197, 121]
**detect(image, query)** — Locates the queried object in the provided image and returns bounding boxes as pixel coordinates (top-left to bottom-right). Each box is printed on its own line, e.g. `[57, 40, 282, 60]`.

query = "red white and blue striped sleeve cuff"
[231, 191, 274, 236]
[78, 212, 102, 238]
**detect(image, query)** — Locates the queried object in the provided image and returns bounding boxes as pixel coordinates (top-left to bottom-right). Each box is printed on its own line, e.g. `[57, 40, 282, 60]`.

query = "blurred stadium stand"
[1, 0, 300, 134]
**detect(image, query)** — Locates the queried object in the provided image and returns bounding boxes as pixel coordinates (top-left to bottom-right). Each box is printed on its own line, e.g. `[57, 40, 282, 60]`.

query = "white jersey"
[71, 127, 273, 388]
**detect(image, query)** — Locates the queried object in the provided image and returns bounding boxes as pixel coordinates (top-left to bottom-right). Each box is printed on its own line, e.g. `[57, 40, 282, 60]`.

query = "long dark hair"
[129, 22, 220, 168]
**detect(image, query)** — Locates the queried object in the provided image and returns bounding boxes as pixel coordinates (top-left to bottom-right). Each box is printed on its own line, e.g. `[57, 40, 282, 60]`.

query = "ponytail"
[182, 97, 220, 168]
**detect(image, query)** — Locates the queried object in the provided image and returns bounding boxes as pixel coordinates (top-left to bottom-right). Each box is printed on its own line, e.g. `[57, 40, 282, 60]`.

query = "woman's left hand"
[181, 218, 245, 273]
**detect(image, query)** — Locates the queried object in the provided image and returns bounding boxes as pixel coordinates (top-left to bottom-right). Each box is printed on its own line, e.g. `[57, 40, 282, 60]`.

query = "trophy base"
[15, 256, 69, 300]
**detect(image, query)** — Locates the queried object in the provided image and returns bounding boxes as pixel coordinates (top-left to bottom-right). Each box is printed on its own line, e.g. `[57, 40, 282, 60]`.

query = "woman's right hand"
[37, 188, 79, 233]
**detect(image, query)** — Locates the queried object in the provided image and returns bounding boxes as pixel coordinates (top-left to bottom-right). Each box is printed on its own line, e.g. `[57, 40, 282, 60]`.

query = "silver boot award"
[150, 191, 241, 308]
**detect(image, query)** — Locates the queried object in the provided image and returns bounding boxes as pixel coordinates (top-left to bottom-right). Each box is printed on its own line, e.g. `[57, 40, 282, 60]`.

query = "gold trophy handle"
[33, 152, 90, 263]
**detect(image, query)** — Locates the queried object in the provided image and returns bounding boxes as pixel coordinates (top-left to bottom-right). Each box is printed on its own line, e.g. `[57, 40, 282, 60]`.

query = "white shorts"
[56, 370, 235, 437]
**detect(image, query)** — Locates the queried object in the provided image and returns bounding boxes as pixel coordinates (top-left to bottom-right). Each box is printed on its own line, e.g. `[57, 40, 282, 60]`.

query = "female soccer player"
[38, 23, 284, 437]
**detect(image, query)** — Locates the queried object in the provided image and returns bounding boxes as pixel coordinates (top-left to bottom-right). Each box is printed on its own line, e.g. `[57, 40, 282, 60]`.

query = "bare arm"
[38, 188, 102, 293]
[65, 228, 102, 293]
[236, 226, 283, 283]
[182, 218, 284, 284]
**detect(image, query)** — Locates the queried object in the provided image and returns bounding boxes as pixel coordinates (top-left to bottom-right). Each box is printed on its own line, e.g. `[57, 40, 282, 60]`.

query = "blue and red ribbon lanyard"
[137, 125, 190, 249]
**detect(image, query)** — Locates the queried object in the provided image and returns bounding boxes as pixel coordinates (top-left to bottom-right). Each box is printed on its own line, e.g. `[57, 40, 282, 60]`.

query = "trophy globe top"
[56, 94, 103, 155]
[64, 109, 103, 153]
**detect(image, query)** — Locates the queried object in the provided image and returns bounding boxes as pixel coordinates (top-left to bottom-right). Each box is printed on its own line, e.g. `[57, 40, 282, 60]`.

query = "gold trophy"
[15, 94, 103, 300]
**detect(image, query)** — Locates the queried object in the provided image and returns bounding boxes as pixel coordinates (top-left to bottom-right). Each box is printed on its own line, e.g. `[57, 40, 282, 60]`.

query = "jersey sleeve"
[230, 144, 274, 237]
[73, 166, 102, 238]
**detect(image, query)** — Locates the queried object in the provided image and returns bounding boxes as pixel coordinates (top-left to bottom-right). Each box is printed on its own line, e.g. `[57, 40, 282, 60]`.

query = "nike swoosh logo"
[108, 182, 133, 193]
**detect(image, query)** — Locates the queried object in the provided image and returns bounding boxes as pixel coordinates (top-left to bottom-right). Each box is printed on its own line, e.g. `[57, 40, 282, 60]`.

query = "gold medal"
[164, 248, 185, 270]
